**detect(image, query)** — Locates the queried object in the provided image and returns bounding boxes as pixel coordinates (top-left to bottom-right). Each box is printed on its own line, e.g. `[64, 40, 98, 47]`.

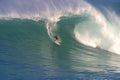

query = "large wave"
[1, 0, 120, 54]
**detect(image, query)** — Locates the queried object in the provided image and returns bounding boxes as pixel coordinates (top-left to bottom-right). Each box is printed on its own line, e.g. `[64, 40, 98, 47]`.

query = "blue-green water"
[1, 0, 120, 80]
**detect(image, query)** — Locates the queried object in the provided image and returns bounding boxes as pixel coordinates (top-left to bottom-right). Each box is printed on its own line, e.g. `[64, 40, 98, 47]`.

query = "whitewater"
[1, 0, 120, 79]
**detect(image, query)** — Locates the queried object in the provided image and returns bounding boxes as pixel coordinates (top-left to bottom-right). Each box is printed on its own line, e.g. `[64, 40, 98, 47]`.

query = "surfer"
[53, 36, 59, 42]
[53, 36, 61, 45]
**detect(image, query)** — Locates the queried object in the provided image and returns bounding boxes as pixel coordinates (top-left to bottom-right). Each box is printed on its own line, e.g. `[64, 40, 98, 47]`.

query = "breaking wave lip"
[0, 0, 105, 22]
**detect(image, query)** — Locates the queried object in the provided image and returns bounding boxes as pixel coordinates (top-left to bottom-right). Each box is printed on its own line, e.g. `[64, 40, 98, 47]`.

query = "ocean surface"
[1, 0, 120, 80]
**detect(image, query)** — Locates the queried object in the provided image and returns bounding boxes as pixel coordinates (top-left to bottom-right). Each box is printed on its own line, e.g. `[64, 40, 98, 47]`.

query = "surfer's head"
[54, 36, 58, 40]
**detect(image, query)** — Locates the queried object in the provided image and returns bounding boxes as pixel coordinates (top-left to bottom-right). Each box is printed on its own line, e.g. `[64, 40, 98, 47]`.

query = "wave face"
[1, 0, 120, 79]
[1, 0, 120, 54]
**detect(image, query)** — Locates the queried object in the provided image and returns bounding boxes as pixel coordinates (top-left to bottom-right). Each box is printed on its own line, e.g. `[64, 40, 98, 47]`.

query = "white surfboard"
[54, 40, 61, 46]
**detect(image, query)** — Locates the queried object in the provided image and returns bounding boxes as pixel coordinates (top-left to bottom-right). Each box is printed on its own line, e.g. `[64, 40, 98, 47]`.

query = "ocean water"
[1, 0, 120, 80]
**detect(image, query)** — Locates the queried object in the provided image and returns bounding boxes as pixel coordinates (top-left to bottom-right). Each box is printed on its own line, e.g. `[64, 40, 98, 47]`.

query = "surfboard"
[54, 40, 61, 46]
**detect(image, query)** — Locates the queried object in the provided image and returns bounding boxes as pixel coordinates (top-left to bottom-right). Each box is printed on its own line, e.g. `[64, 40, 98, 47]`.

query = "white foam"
[0, 0, 99, 22]
[75, 31, 101, 48]
[74, 5, 120, 54]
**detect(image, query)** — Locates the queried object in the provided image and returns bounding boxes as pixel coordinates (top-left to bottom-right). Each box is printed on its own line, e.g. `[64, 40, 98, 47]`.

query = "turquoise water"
[1, 0, 120, 80]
